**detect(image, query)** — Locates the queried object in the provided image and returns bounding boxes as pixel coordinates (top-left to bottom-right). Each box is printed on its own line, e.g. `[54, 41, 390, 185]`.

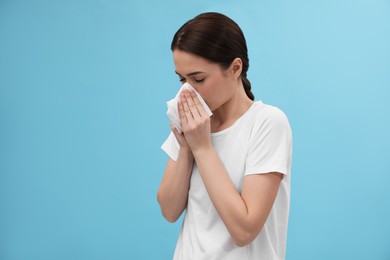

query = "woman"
[157, 12, 292, 260]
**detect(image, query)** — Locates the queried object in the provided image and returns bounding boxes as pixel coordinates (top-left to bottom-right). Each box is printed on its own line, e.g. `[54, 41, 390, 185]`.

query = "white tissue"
[166, 82, 213, 134]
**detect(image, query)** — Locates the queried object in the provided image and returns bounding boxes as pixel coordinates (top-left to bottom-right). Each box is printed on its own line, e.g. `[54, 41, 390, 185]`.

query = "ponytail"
[241, 74, 254, 101]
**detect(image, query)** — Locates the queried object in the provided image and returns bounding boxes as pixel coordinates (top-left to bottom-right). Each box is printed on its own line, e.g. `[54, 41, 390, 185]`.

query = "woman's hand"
[179, 90, 212, 152]
[170, 121, 191, 153]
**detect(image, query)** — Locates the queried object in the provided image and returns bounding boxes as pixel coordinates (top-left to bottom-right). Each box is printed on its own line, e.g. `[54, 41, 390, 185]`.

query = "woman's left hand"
[178, 90, 212, 153]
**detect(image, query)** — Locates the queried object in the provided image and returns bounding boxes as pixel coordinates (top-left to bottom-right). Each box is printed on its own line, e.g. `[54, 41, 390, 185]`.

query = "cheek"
[200, 80, 217, 97]
[197, 81, 222, 110]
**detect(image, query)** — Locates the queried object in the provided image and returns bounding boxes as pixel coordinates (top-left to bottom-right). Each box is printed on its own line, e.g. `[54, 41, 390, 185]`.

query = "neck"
[210, 84, 253, 133]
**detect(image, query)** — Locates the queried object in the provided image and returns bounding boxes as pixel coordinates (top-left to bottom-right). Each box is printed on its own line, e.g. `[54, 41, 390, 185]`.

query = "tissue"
[166, 82, 213, 133]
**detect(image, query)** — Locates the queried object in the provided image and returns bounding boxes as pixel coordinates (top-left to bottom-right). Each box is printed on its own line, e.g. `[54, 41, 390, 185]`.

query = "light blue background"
[1, 0, 389, 259]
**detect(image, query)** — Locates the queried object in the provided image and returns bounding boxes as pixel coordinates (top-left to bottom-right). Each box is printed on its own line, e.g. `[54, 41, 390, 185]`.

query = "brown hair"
[171, 12, 254, 100]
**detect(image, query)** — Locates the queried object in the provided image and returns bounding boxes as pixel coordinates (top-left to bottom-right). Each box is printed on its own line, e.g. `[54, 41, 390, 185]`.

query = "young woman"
[157, 12, 292, 260]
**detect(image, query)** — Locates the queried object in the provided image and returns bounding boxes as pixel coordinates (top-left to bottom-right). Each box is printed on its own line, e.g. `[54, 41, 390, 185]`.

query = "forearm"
[157, 148, 193, 223]
[192, 145, 256, 245]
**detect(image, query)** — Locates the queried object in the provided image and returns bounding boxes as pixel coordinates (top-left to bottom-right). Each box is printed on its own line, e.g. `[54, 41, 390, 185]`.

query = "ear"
[229, 58, 243, 79]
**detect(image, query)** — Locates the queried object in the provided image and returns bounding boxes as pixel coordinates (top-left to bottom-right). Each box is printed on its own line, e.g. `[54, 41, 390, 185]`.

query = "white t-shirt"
[161, 101, 292, 260]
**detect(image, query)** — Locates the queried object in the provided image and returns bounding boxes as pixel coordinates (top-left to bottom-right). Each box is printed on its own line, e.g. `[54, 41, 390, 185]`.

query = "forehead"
[173, 50, 219, 74]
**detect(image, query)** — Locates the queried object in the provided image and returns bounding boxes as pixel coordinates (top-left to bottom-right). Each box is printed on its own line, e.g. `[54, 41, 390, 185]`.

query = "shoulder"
[250, 101, 291, 130]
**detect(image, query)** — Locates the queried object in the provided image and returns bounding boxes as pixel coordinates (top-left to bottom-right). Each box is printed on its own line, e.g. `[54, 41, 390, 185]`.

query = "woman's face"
[173, 50, 237, 112]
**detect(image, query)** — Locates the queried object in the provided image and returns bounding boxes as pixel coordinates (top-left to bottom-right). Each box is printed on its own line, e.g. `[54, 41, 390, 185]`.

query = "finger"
[170, 121, 179, 134]
[184, 90, 201, 120]
[170, 121, 182, 139]
[178, 99, 189, 127]
[180, 92, 193, 121]
[189, 90, 208, 118]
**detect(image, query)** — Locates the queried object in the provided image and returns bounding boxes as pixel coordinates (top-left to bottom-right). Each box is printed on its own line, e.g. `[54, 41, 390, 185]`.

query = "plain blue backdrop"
[1, 0, 389, 259]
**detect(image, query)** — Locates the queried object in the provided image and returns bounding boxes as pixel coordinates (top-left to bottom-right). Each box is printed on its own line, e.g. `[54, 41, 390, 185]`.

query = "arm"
[193, 145, 282, 246]
[179, 89, 283, 246]
[157, 128, 194, 223]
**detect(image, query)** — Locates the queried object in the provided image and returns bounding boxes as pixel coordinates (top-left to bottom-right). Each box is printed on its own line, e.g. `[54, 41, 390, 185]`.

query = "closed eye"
[194, 78, 204, 83]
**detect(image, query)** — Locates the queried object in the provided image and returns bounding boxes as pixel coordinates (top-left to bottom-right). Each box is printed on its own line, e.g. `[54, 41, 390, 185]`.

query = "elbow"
[233, 234, 254, 247]
[230, 218, 266, 247]
[160, 206, 180, 223]
[163, 213, 180, 223]
[232, 228, 261, 247]
[160, 203, 180, 223]
[157, 191, 180, 223]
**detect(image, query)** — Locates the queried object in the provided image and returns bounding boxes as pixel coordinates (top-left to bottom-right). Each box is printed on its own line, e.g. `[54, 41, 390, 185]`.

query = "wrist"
[179, 146, 193, 160]
[191, 142, 213, 158]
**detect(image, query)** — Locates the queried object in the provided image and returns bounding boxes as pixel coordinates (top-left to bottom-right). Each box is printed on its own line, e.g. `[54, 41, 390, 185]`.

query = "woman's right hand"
[158, 122, 194, 223]
[170, 122, 191, 153]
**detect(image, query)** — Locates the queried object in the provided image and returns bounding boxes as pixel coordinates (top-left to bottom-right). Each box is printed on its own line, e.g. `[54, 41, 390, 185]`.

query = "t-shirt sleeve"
[245, 106, 292, 176]
[161, 131, 180, 161]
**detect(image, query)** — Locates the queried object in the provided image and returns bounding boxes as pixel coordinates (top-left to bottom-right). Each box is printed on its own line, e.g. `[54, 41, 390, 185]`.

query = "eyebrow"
[175, 71, 205, 77]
